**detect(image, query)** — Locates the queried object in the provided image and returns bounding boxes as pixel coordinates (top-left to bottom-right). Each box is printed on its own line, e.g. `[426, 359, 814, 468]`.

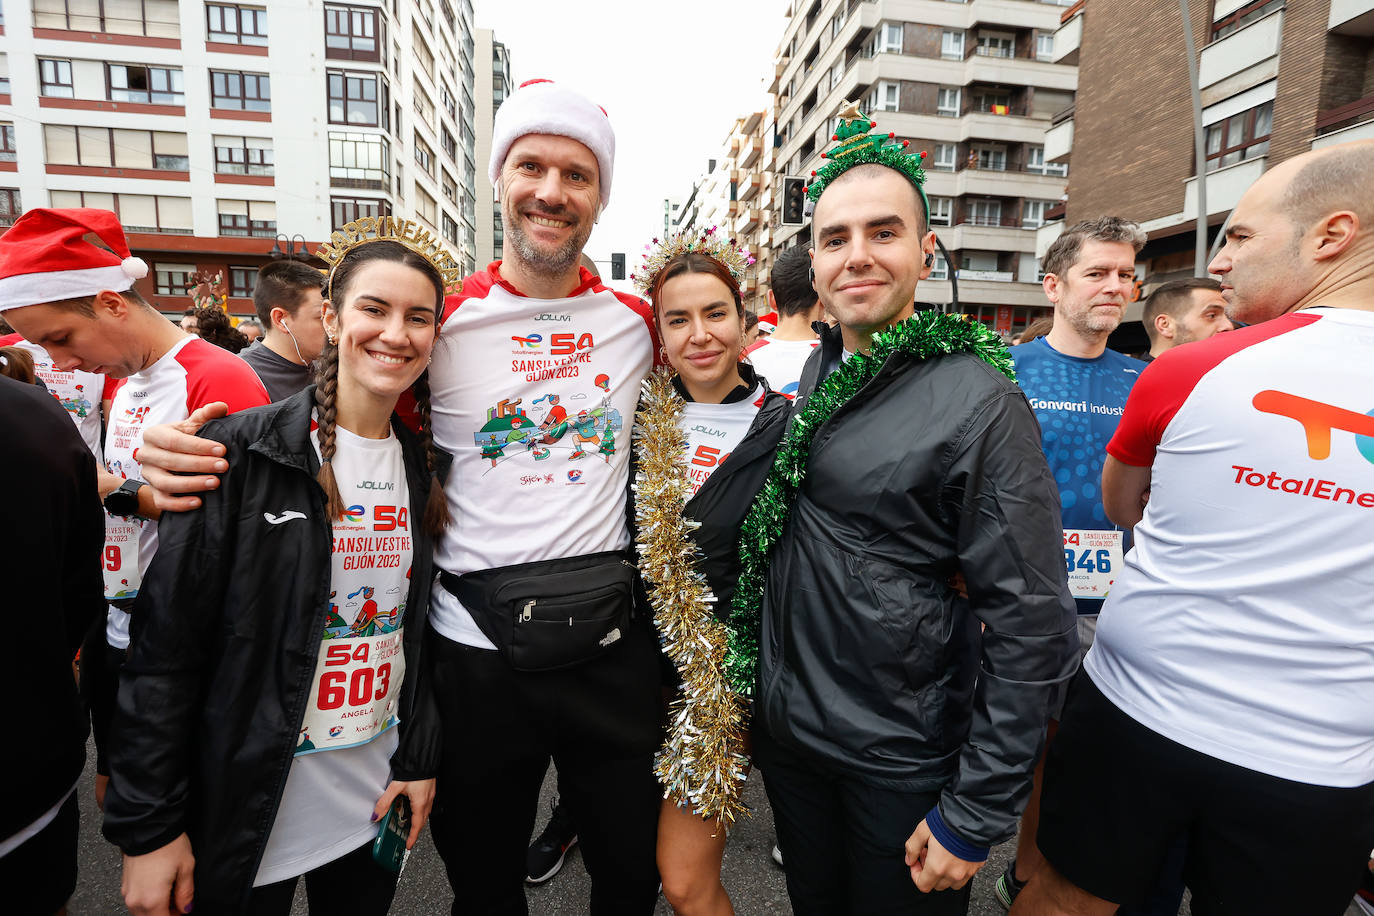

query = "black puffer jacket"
[755, 321, 1077, 851]
[102, 387, 444, 914]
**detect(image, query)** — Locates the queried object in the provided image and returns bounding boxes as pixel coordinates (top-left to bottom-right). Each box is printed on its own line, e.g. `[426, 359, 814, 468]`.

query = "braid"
[313, 341, 348, 521]
[412, 369, 451, 536]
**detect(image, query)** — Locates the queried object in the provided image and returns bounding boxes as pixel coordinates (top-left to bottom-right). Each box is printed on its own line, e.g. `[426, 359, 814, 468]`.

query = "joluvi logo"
[1253, 390, 1374, 465]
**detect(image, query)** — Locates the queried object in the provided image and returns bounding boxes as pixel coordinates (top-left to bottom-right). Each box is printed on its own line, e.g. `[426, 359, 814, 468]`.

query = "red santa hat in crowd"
[0, 207, 148, 312]
[488, 79, 615, 207]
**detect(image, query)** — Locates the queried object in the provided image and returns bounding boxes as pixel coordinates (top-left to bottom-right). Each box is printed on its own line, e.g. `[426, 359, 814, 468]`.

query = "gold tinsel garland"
[633, 368, 750, 829]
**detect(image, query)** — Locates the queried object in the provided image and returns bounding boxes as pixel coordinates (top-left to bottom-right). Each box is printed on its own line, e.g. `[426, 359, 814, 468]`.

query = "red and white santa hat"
[0, 207, 148, 312]
[488, 79, 615, 207]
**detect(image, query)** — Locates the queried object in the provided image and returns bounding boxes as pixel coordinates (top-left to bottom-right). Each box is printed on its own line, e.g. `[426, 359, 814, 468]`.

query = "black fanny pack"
[439, 550, 638, 671]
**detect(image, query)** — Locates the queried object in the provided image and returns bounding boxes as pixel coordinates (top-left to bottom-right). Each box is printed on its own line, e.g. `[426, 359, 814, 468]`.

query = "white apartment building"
[771, 0, 1077, 339]
[473, 26, 509, 267]
[1, 0, 478, 316]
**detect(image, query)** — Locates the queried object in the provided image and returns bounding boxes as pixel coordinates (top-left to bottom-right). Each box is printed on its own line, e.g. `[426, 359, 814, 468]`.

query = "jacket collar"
[670, 362, 761, 404]
[248, 386, 320, 474]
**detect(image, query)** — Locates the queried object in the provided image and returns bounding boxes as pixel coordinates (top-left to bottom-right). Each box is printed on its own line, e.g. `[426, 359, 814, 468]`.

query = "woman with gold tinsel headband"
[630, 229, 791, 914]
[109, 221, 455, 915]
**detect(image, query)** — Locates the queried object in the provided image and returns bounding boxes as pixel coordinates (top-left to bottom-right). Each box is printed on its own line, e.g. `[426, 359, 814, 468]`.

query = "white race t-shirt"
[743, 337, 817, 400]
[0, 334, 106, 460]
[256, 424, 413, 885]
[680, 384, 766, 498]
[425, 264, 656, 648]
[103, 337, 269, 649]
[1088, 308, 1374, 787]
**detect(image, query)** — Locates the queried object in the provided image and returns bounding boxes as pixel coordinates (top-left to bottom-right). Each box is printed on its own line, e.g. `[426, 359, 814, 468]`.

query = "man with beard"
[1140, 277, 1233, 363]
[995, 218, 1156, 911]
[1008, 139, 1374, 916]
[131, 79, 664, 914]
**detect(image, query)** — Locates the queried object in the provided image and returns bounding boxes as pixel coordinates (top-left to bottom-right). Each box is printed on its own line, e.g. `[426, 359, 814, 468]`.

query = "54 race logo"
[1062, 529, 1123, 599]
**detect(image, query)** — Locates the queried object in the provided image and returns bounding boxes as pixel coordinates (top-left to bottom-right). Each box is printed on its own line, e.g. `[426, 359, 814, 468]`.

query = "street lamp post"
[1180, 0, 1208, 277]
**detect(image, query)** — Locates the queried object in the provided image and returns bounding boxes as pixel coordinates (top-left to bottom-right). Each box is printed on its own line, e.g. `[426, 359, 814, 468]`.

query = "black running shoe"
[994, 857, 1027, 911]
[525, 799, 578, 885]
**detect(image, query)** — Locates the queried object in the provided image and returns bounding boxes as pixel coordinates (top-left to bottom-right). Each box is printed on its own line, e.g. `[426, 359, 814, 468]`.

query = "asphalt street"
[74, 736, 1366, 915]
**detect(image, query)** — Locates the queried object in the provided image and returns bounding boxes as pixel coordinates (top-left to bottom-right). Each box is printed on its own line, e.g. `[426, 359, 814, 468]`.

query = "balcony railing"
[1316, 94, 1374, 136]
[958, 215, 1023, 228]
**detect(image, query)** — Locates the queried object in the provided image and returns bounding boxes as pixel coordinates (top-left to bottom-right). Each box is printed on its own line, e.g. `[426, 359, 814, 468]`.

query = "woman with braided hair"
[106, 235, 452, 916]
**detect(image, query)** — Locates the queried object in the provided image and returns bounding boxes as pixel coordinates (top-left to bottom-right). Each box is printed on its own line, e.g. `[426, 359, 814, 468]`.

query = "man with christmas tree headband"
[735, 100, 1079, 913]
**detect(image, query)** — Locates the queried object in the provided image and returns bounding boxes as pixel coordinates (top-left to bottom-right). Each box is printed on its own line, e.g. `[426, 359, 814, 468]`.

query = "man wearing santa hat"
[133, 81, 665, 913]
[0, 207, 269, 818]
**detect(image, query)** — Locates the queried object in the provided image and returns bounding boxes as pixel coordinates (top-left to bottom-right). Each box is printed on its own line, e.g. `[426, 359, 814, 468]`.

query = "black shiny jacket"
[754, 320, 1078, 850]
[102, 387, 444, 913]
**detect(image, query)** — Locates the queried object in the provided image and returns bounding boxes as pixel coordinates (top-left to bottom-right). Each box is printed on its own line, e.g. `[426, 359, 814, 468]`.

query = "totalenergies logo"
[511, 333, 543, 349]
[343, 504, 366, 523]
[1253, 390, 1374, 465]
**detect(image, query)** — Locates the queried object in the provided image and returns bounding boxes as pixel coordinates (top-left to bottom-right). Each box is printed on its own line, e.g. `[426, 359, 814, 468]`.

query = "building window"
[412, 25, 435, 79]
[873, 23, 902, 54]
[1023, 199, 1056, 228]
[39, 59, 74, 98]
[43, 125, 189, 170]
[966, 199, 1004, 227]
[211, 70, 271, 111]
[206, 4, 268, 45]
[108, 64, 184, 105]
[928, 255, 948, 281]
[413, 80, 434, 128]
[414, 132, 434, 177]
[441, 84, 457, 120]
[441, 170, 457, 203]
[868, 81, 899, 112]
[415, 184, 437, 225]
[1206, 100, 1272, 170]
[51, 190, 192, 233]
[213, 135, 273, 175]
[442, 212, 458, 245]
[153, 263, 195, 295]
[324, 4, 382, 62]
[931, 142, 958, 171]
[928, 195, 953, 227]
[1212, 0, 1283, 39]
[33, 0, 180, 38]
[937, 87, 961, 117]
[0, 189, 20, 227]
[330, 196, 391, 228]
[441, 127, 456, 160]
[1035, 32, 1054, 59]
[329, 132, 390, 190]
[1026, 145, 1068, 177]
[972, 144, 1007, 171]
[217, 198, 277, 237]
[941, 30, 965, 59]
[50, 190, 193, 233]
[975, 33, 1015, 58]
[0, 124, 15, 163]
[229, 266, 257, 297]
[973, 90, 1012, 114]
[328, 70, 384, 126]
[830, 62, 844, 92]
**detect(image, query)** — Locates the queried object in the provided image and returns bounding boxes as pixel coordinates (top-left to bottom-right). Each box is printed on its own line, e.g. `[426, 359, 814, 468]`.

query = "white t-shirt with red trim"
[1087, 307, 1374, 787]
[426, 263, 658, 648]
[743, 337, 817, 400]
[0, 332, 107, 460]
[103, 336, 270, 649]
[681, 384, 766, 498]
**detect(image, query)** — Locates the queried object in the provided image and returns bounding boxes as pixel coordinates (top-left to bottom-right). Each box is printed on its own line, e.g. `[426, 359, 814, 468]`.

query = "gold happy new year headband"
[316, 217, 463, 297]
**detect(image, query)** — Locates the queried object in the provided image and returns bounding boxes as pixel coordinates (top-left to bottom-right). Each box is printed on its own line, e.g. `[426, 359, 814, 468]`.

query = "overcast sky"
[474, 0, 792, 292]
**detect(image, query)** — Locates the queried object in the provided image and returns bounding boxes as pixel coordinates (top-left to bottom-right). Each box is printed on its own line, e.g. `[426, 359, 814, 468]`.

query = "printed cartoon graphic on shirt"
[473, 388, 624, 474]
[299, 429, 412, 757]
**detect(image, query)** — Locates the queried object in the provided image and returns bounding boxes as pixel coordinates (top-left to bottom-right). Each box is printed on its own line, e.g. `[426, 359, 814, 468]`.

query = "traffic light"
[611, 252, 626, 280]
[781, 177, 807, 226]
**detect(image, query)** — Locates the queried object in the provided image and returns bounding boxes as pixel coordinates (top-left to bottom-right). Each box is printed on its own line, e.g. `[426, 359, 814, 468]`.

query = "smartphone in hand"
[372, 795, 411, 875]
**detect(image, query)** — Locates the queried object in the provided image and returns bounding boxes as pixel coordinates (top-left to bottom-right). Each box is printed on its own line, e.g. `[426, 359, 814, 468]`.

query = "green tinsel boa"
[724, 311, 1017, 695]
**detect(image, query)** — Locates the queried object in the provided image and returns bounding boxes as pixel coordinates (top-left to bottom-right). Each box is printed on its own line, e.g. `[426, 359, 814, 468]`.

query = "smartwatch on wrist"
[103, 479, 147, 518]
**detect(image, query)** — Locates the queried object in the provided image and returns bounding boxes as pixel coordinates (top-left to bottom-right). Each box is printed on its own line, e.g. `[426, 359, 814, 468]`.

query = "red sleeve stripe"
[175, 339, 270, 415]
[1106, 312, 1320, 467]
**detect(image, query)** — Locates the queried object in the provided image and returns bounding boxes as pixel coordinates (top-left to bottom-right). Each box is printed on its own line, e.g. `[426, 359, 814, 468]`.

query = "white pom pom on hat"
[0, 207, 147, 312]
[488, 79, 616, 208]
[121, 256, 149, 280]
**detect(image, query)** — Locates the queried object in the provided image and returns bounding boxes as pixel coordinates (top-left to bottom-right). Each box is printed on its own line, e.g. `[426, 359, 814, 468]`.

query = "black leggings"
[247, 840, 399, 915]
